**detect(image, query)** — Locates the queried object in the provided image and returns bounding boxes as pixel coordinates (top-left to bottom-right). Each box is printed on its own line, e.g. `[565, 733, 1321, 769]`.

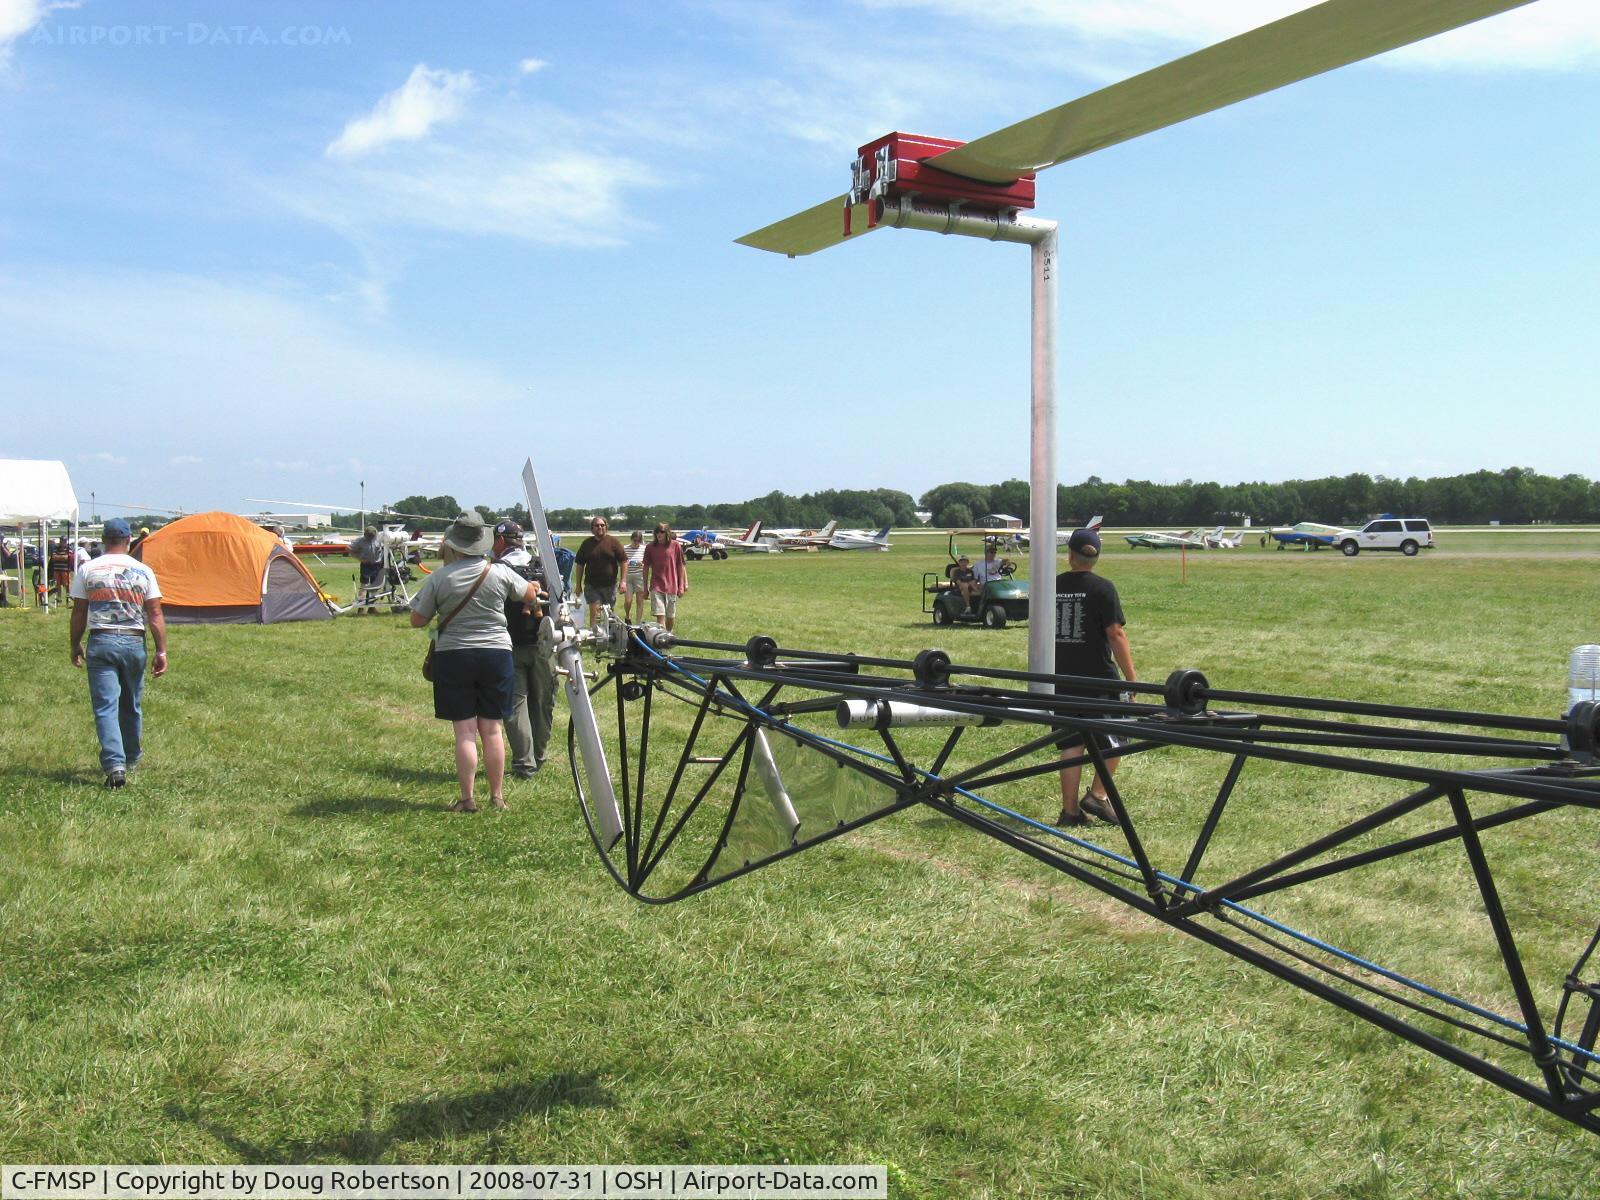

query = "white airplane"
[1204, 527, 1247, 549]
[1124, 524, 1244, 550]
[771, 519, 838, 550]
[720, 520, 784, 554]
[1016, 515, 1103, 549]
[828, 524, 892, 551]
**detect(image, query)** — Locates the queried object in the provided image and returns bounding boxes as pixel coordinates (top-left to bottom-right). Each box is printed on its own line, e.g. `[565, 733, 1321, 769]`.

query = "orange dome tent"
[136, 512, 331, 624]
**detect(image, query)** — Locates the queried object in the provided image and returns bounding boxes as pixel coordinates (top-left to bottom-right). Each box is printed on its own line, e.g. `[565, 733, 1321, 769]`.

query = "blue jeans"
[87, 633, 146, 772]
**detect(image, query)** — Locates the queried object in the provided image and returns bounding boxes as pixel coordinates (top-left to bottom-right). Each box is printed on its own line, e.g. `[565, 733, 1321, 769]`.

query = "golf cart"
[923, 535, 1029, 628]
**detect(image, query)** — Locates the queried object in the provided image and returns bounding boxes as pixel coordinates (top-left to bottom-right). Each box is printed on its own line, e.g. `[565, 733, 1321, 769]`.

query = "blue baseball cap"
[1067, 527, 1101, 557]
[103, 518, 132, 540]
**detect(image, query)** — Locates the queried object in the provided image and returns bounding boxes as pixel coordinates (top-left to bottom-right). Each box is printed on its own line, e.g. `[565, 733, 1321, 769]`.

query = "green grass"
[2, 532, 1599, 1197]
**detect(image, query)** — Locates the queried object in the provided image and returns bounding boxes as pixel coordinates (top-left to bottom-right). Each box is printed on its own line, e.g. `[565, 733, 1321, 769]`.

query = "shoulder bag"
[422, 561, 492, 682]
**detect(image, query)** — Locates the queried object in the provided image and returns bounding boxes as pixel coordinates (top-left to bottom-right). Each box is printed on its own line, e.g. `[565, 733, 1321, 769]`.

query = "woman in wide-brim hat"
[409, 513, 540, 811]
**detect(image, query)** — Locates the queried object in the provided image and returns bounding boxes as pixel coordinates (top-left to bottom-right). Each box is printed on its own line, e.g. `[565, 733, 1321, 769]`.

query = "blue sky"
[2, 1, 1596, 516]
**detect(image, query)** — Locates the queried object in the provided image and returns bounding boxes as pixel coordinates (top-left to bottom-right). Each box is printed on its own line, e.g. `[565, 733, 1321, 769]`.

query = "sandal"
[1081, 793, 1120, 825]
[448, 798, 479, 813]
[490, 796, 509, 811]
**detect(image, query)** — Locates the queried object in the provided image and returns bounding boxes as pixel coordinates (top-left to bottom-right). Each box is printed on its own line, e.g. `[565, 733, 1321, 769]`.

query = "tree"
[920, 482, 991, 527]
[943, 502, 974, 529]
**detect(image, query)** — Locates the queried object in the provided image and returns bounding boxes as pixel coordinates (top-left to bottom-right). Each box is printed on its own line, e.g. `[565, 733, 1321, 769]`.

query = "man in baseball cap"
[491, 518, 553, 778]
[69, 517, 168, 788]
[1054, 523, 1135, 828]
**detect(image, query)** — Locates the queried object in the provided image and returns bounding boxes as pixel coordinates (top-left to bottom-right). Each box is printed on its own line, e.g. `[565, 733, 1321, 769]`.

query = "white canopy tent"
[0, 459, 80, 610]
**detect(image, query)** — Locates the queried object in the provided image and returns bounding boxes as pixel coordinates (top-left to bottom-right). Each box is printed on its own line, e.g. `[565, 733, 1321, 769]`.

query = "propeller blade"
[927, 0, 1536, 184]
[735, 194, 880, 257]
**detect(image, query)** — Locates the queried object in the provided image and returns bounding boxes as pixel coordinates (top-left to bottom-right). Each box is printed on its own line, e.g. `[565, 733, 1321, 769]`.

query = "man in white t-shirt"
[68, 518, 167, 788]
[971, 542, 1006, 585]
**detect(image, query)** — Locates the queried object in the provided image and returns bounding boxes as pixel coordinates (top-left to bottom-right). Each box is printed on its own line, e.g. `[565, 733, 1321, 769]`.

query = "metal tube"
[879, 198, 1060, 688]
[835, 698, 999, 730]
[750, 728, 802, 839]
[1029, 224, 1058, 691]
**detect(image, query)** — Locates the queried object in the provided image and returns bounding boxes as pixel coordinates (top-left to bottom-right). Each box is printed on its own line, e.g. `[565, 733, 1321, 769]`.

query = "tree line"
[924, 467, 1600, 528]
[308, 468, 1598, 533]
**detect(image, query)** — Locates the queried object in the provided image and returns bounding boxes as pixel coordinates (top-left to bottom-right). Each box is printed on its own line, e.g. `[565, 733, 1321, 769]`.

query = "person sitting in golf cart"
[950, 555, 979, 610]
[972, 540, 1014, 586]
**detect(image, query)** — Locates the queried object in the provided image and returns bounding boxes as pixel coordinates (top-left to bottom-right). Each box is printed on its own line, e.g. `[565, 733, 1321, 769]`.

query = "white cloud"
[326, 64, 475, 158]
[168, 454, 202, 466]
[0, 0, 55, 66]
[88, 451, 127, 464]
[296, 93, 662, 249]
[517, 57, 548, 75]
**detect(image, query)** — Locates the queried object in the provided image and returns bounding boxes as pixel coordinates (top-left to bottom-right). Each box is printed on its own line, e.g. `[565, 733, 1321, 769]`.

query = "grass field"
[3, 530, 1598, 1197]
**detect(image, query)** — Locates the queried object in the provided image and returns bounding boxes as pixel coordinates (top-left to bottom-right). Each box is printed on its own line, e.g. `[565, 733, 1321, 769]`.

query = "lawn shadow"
[0, 764, 104, 788]
[169, 1070, 615, 1162]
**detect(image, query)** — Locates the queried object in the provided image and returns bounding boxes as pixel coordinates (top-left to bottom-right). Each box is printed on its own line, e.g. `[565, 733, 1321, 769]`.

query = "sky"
[2, 0, 1597, 518]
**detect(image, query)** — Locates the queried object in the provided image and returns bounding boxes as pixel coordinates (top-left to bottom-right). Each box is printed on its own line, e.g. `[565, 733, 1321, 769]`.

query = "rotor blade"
[244, 498, 356, 512]
[244, 498, 451, 523]
[735, 195, 880, 258]
[520, 458, 565, 608]
[928, 0, 1536, 184]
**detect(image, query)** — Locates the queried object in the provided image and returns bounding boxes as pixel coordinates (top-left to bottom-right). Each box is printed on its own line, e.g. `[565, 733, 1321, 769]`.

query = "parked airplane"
[679, 520, 781, 559]
[1124, 528, 1208, 550]
[721, 520, 783, 553]
[771, 520, 838, 550]
[828, 524, 892, 551]
[1124, 525, 1245, 550]
[1016, 515, 1103, 549]
[1269, 521, 1353, 550]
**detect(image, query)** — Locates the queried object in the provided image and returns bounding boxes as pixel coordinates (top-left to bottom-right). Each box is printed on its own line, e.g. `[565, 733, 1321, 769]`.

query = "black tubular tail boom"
[580, 638, 1600, 1134]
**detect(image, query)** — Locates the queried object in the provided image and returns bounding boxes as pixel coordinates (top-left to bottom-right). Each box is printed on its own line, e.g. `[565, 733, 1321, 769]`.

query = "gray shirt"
[412, 557, 528, 651]
[349, 534, 384, 564]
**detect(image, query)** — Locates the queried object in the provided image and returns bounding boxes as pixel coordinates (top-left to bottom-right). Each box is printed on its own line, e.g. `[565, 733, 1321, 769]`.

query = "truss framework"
[564, 624, 1600, 1136]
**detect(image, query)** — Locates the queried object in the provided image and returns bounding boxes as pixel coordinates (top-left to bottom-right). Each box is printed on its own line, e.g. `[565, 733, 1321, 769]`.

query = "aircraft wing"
[737, 0, 1533, 257]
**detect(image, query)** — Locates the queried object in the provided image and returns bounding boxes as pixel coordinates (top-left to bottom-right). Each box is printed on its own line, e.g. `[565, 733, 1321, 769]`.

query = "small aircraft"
[1124, 525, 1246, 550]
[678, 520, 782, 560]
[770, 520, 838, 550]
[1268, 521, 1353, 550]
[1124, 528, 1209, 550]
[828, 524, 892, 551]
[720, 520, 783, 554]
[1016, 514, 1103, 549]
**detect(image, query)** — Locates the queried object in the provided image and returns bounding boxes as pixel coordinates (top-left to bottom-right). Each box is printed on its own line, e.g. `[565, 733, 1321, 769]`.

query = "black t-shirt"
[497, 553, 547, 647]
[1054, 569, 1126, 680]
[576, 534, 628, 588]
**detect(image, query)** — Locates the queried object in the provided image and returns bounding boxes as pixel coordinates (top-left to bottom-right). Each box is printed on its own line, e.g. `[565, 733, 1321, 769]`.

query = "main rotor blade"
[244, 497, 450, 523]
[928, 0, 1536, 184]
[735, 195, 880, 258]
[244, 498, 354, 512]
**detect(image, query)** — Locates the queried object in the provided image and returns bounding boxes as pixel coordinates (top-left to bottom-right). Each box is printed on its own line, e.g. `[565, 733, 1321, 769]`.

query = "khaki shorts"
[650, 590, 680, 619]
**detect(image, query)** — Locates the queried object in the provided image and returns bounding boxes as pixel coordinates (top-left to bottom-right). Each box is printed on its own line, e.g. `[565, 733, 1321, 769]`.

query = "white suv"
[1339, 518, 1434, 557]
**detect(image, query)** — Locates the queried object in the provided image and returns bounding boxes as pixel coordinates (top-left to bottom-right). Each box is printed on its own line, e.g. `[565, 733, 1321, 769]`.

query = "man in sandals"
[1054, 526, 1136, 827]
